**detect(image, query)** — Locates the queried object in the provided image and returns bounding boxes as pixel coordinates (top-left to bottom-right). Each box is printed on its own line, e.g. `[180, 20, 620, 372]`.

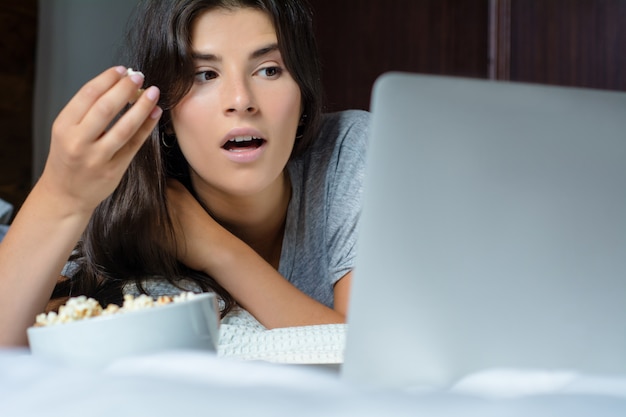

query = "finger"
[78, 73, 147, 141]
[110, 106, 162, 172]
[97, 86, 162, 159]
[56, 66, 127, 127]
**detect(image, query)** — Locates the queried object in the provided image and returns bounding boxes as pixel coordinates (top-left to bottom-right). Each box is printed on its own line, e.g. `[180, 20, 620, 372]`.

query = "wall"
[508, 0, 626, 90]
[310, 0, 490, 112]
[0, 0, 36, 212]
[311, 0, 626, 112]
[33, 0, 139, 182]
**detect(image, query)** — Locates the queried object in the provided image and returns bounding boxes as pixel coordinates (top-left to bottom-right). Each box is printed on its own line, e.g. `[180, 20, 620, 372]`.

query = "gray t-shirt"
[279, 110, 370, 308]
[0, 198, 12, 242]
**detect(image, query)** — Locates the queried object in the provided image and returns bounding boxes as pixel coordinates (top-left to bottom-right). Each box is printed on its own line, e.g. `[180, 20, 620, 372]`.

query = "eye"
[257, 66, 283, 78]
[194, 70, 218, 82]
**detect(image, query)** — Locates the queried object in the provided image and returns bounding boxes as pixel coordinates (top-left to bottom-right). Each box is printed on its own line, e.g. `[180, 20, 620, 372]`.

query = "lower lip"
[221, 142, 266, 163]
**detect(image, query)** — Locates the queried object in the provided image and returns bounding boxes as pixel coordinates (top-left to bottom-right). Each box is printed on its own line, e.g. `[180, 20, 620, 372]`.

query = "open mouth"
[222, 136, 266, 152]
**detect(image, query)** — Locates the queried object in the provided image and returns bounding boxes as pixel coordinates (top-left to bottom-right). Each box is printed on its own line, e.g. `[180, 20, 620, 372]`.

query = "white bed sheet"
[1, 349, 625, 416]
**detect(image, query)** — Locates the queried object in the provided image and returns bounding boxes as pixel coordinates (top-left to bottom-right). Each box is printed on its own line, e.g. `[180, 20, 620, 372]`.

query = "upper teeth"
[230, 136, 255, 142]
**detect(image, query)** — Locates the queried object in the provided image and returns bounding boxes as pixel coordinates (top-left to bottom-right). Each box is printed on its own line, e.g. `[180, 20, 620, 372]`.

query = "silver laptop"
[342, 72, 626, 389]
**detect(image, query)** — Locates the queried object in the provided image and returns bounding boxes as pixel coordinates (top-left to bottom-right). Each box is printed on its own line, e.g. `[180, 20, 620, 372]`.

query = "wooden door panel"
[310, 0, 490, 111]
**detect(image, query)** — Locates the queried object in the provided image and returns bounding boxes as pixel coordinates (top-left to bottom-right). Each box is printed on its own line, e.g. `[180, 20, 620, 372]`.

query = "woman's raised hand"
[0, 66, 163, 346]
[40, 66, 162, 214]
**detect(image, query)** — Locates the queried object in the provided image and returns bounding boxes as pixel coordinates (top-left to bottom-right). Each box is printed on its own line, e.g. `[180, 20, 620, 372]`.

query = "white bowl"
[27, 293, 219, 367]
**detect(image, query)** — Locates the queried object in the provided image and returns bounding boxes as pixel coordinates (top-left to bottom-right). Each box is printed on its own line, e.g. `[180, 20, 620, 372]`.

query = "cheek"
[268, 85, 302, 130]
[169, 108, 210, 165]
[170, 97, 208, 134]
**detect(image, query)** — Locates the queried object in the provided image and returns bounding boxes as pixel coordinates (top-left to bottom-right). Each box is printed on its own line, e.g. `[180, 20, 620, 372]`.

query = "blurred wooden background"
[311, 0, 626, 111]
[1, 0, 624, 217]
[0, 0, 36, 216]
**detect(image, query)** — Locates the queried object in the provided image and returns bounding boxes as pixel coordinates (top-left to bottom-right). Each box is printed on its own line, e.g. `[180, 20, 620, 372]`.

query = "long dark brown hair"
[52, 0, 323, 316]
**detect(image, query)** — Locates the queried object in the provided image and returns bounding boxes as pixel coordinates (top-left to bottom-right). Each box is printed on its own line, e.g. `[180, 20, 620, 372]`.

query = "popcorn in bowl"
[27, 291, 219, 367]
[33, 292, 198, 327]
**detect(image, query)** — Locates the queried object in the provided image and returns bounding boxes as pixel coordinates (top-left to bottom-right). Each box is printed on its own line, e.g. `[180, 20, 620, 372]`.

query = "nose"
[223, 76, 258, 116]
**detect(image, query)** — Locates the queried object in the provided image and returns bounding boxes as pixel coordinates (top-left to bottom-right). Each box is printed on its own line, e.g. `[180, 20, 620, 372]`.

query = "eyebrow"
[191, 43, 280, 62]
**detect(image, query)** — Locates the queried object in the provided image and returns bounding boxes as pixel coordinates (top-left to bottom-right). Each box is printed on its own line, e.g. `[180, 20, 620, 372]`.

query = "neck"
[192, 172, 291, 268]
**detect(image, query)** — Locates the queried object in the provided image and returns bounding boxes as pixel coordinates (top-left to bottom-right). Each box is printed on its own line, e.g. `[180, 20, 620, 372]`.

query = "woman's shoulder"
[290, 110, 370, 171]
[314, 110, 371, 153]
[319, 109, 371, 135]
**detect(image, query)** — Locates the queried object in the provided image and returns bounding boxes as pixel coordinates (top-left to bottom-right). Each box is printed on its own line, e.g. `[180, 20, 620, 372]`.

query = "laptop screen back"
[342, 72, 626, 389]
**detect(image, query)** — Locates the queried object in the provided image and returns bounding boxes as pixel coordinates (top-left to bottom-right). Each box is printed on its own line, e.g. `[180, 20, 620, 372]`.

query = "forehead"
[190, 7, 277, 52]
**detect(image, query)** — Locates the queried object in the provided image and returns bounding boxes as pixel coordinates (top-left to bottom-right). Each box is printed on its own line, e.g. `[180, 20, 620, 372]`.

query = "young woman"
[0, 0, 369, 347]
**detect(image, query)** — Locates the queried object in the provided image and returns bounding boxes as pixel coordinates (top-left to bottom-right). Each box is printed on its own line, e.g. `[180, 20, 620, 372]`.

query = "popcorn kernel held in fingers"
[126, 67, 145, 103]
[126, 68, 144, 77]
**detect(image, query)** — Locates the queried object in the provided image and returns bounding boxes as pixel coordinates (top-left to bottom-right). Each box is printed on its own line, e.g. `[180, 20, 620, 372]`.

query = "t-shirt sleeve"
[325, 110, 371, 286]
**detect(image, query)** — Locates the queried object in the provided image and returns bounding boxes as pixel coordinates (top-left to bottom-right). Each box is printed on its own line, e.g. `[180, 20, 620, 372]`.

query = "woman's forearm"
[203, 227, 345, 329]
[0, 182, 92, 346]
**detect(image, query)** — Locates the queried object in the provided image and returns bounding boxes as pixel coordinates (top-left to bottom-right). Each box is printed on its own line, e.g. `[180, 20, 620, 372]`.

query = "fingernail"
[145, 86, 160, 101]
[115, 65, 127, 75]
[130, 73, 145, 86]
[150, 106, 163, 120]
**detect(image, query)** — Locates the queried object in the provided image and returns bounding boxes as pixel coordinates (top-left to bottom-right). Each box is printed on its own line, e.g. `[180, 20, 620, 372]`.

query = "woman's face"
[171, 7, 302, 201]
